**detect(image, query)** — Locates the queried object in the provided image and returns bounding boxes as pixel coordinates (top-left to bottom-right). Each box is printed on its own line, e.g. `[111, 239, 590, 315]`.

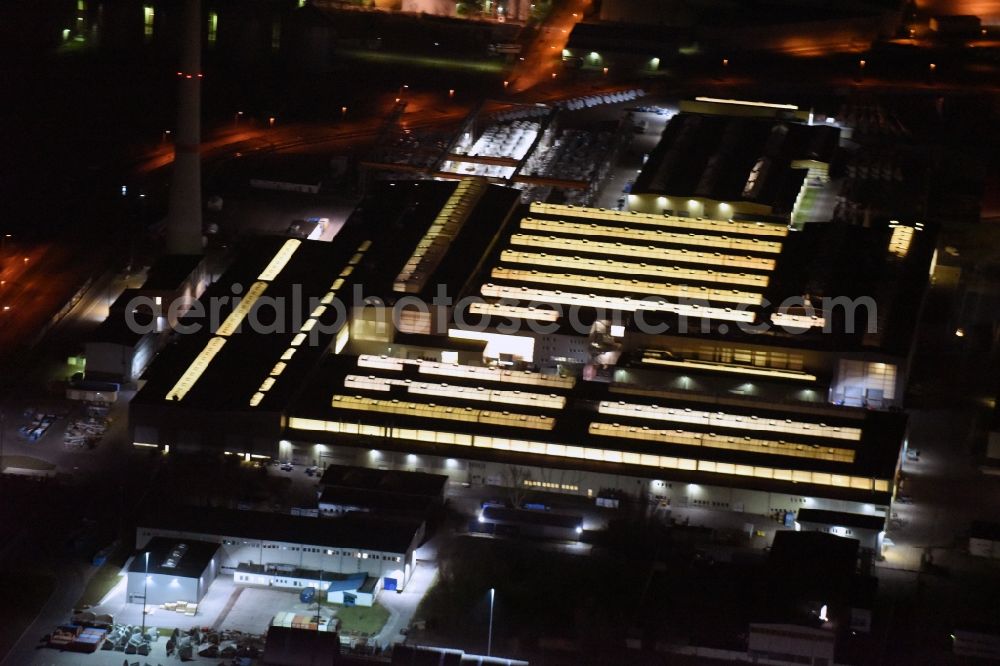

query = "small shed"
[126, 538, 221, 606]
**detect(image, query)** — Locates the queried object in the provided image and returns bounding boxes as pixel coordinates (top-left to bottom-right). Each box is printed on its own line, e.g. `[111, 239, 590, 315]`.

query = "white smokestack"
[166, 0, 204, 254]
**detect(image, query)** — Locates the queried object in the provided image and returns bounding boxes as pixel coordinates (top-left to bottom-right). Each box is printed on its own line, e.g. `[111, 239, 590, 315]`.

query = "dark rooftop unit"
[318, 486, 436, 519]
[262, 625, 342, 666]
[318, 464, 448, 499]
[765, 530, 860, 621]
[142, 254, 204, 291]
[796, 509, 885, 532]
[128, 537, 219, 578]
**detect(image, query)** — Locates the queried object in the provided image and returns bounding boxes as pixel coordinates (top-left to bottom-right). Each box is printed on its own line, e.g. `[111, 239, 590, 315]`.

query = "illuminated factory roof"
[632, 112, 839, 213]
[351, 179, 520, 301]
[393, 179, 488, 294]
[289, 355, 905, 502]
[463, 200, 792, 334]
[134, 235, 369, 416]
[462, 201, 936, 355]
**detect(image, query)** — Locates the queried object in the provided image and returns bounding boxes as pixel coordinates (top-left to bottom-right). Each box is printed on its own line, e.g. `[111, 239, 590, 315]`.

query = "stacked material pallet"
[162, 601, 198, 616]
[64, 416, 109, 449]
[48, 625, 81, 648]
[69, 627, 108, 653]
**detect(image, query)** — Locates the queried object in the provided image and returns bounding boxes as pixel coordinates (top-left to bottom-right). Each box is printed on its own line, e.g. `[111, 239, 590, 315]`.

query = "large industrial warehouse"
[130, 119, 934, 528]
[138, 505, 425, 596]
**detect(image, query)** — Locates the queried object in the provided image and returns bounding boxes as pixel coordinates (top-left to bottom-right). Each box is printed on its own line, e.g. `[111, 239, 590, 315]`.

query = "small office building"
[126, 537, 221, 606]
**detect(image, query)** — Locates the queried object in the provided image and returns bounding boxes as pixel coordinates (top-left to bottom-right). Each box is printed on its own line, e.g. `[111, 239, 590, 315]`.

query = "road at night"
[510, 0, 591, 91]
[0, 243, 107, 357]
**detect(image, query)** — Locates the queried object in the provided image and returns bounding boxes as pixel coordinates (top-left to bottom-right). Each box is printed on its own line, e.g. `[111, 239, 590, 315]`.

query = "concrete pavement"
[375, 563, 438, 649]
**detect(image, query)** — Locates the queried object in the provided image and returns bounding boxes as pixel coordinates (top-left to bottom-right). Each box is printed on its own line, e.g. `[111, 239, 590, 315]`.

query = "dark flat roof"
[796, 509, 885, 532]
[319, 464, 448, 498]
[143, 255, 203, 291]
[344, 180, 520, 302]
[88, 313, 154, 346]
[128, 537, 219, 578]
[262, 626, 342, 665]
[318, 486, 435, 517]
[142, 504, 422, 554]
[633, 113, 839, 214]
[971, 521, 1000, 542]
[770, 530, 859, 571]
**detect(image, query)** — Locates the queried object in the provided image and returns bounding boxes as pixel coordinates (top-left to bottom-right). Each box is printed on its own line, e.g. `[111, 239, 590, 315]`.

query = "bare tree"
[501, 465, 531, 508]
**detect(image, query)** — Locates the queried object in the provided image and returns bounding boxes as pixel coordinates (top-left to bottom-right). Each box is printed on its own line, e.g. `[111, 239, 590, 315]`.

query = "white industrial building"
[130, 174, 933, 532]
[137, 506, 425, 594]
[126, 537, 222, 606]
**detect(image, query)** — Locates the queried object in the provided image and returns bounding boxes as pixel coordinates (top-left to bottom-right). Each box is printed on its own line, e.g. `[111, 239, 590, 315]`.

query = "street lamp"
[487, 587, 495, 656]
[141, 551, 150, 635]
[234, 110, 243, 127]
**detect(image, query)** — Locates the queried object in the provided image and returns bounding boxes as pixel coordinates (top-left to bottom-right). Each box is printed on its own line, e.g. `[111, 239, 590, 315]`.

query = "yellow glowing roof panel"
[286, 417, 884, 492]
[490, 268, 763, 305]
[528, 202, 789, 237]
[641, 354, 816, 381]
[216, 281, 268, 337]
[257, 239, 302, 282]
[598, 401, 861, 440]
[888, 223, 914, 258]
[355, 355, 576, 389]
[481, 284, 757, 323]
[694, 96, 798, 111]
[589, 422, 854, 463]
[520, 218, 783, 254]
[165, 336, 227, 401]
[500, 250, 769, 287]
[329, 394, 554, 430]
[508, 234, 775, 271]
[344, 375, 566, 410]
[771, 312, 826, 329]
[469, 302, 561, 322]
